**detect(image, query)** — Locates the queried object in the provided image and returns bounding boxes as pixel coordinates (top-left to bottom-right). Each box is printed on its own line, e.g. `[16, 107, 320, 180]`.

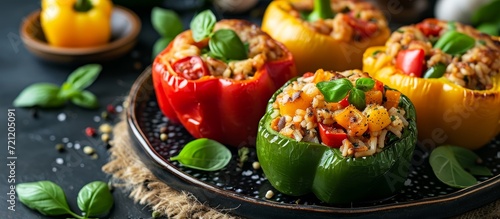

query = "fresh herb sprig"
[316, 77, 375, 110]
[13, 64, 102, 109]
[471, 0, 500, 36]
[430, 145, 493, 188]
[16, 181, 113, 219]
[170, 138, 232, 171]
[433, 30, 475, 55]
[151, 7, 184, 58]
[190, 10, 247, 61]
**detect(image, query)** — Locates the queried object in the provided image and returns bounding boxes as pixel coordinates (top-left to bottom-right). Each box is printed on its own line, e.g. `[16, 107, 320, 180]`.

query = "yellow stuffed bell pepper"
[363, 19, 500, 150]
[41, 0, 113, 48]
[262, 0, 390, 74]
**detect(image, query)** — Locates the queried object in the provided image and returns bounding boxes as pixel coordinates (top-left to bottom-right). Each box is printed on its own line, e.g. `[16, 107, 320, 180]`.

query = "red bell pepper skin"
[152, 31, 297, 147]
[395, 49, 425, 77]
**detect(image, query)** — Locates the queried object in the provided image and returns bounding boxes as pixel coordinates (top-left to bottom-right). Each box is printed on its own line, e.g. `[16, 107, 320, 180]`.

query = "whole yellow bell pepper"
[363, 46, 500, 150]
[261, 0, 390, 74]
[41, 0, 113, 48]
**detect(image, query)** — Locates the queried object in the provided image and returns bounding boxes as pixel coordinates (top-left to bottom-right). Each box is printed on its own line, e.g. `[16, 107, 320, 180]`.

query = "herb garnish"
[16, 180, 113, 218]
[13, 64, 101, 109]
[170, 138, 232, 171]
[151, 7, 183, 58]
[433, 30, 475, 55]
[316, 77, 375, 110]
[430, 145, 492, 188]
[190, 10, 247, 61]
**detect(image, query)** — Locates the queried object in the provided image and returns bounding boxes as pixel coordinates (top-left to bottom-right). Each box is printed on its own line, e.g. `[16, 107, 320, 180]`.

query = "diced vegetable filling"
[370, 18, 500, 90]
[289, 0, 387, 41]
[270, 69, 408, 157]
[160, 20, 285, 80]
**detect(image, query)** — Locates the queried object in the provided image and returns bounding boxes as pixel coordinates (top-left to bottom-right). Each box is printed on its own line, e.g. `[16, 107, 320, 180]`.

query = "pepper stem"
[74, 0, 93, 12]
[308, 0, 335, 22]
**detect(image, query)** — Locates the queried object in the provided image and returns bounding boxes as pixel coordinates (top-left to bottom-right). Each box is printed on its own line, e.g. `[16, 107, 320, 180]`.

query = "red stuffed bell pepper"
[152, 14, 297, 147]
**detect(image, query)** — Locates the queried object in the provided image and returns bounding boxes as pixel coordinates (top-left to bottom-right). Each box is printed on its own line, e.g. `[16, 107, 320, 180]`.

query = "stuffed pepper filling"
[288, 0, 387, 41]
[270, 69, 409, 158]
[368, 18, 500, 90]
[158, 19, 285, 81]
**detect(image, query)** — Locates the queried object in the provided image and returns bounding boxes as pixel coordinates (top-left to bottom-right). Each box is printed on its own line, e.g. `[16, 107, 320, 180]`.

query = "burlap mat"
[102, 114, 499, 219]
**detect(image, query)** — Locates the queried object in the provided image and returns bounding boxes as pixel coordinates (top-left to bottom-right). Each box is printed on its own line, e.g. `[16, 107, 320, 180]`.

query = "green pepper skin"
[256, 79, 418, 204]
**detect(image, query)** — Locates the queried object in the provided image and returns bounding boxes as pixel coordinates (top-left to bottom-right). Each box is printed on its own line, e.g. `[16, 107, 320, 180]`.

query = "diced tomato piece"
[172, 56, 210, 80]
[395, 49, 425, 77]
[303, 72, 315, 78]
[417, 19, 443, 37]
[374, 80, 384, 92]
[338, 96, 350, 108]
[344, 13, 378, 40]
[318, 123, 347, 148]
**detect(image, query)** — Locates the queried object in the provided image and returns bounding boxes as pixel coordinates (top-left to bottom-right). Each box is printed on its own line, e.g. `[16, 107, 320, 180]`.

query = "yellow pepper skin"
[262, 1, 390, 74]
[363, 46, 500, 150]
[41, 0, 113, 48]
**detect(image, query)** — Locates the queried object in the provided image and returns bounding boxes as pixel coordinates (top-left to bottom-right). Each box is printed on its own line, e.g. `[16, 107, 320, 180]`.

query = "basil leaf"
[209, 29, 247, 61]
[170, 138, 232, 171]
[190, 9, 216, 42]
[66, 64, 102, 91]
[348, 88, 366, 110]
[316, 79, 353, 102]
[152, 37, 174, 58]
[13, 83, 66, 108]
[59, 82, 81, 99]
[450, 146, 493, 176]
[77, 181, 114, 217]
[71, 90, 99, 109]
[423, 63, 446, 78]
[434, 31, 475, 55]
[355, 78, 375, 91]
[151, 7, 183, 38]
[477, 22, 499, 36]
[429, 146, 478, 188]
[16, 181, 73, 216]
[471, 0, 500, 26]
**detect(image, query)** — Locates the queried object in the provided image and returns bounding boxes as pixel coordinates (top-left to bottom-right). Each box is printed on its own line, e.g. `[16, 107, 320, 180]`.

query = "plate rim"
[126, 66, 500, 218]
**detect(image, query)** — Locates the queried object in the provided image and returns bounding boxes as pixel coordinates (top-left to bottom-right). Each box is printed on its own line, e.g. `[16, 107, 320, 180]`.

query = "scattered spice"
[265, 190, 274, 199]
[134, 61, 142, 70]
[101, 133, 110, 143]
[152, 210, 161, 218]
[160, 133, 168, 141]
[106, 104, 116, 114]
[83, 146, 95, 155]
[99, 123, 113, 134]
[55, 143, 65, 152]
[91, 153, 99, 160]
[160, 126, 168, 133]
[252, 161, 260, 170]
[85, 127, 96, 137]
[101, 111, 109, 120]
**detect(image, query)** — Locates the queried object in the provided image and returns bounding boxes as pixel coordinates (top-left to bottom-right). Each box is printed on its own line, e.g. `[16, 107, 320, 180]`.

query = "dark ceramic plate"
[127, 67, 500, 219]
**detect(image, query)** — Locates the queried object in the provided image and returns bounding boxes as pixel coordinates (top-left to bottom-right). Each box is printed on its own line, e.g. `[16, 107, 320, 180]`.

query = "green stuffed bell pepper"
[256, 69, 417, 204]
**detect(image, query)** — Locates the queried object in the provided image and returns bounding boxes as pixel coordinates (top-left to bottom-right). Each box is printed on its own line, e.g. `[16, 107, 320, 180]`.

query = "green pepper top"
[256, 69, 417, 204]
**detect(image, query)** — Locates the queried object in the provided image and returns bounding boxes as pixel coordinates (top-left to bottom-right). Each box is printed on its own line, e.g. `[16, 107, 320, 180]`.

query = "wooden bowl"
[20, 6, 141, 64]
